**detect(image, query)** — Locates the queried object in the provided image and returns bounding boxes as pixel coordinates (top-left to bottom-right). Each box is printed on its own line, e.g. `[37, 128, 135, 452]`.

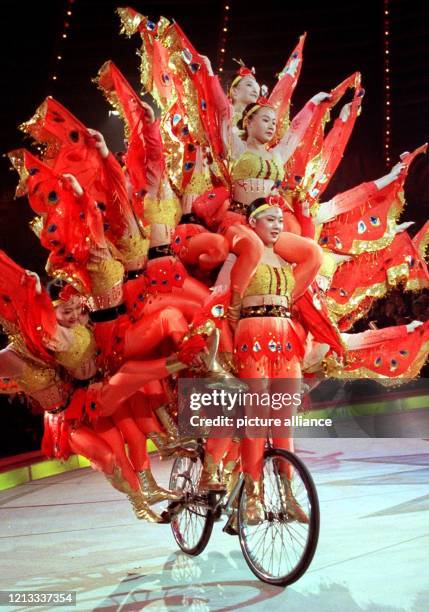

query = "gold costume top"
[1, 345, 68, 411]
[117, 232, 150, 271]
[144, 187, 182, 228]
[231, 150, 283, 183]
[244, 262, 295, 300]
[86, 257, 124, 310]
[55, 325, 97, 372]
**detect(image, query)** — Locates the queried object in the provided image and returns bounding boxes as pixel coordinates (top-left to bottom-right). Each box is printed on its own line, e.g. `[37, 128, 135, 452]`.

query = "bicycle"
[166, 440, 320, 586]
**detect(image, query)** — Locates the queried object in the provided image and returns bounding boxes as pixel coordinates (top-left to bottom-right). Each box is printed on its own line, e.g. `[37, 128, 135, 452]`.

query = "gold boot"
[222, 460, 240, 498]
[198, 452, 226, 492]
[202, 328, 247, 392]
[281, 475, 309, 524]
[147, 431, 175, 459]
[138, 468, 183, 505]
[106, 467, 162, 522]
[154, 404, 199, 450]
[243, 474, 265, 525]
[155, 404, 179, 441]
[147, 431, 198, 460]
[223, 510, 239, 536]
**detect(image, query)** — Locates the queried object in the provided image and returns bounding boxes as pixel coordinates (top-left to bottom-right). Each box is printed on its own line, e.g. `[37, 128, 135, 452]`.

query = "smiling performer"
[199, 197, 323, 524]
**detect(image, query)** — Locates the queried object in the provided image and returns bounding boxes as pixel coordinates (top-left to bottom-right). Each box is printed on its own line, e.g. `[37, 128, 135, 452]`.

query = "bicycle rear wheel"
[169, 452, 215, 556]
[238, 448, 319, 586]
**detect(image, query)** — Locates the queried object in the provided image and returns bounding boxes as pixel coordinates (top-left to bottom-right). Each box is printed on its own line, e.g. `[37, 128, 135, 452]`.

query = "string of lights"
[217, 3, 231, 74]
[50, 0, 76, 85]
[383, 0, 391, 167]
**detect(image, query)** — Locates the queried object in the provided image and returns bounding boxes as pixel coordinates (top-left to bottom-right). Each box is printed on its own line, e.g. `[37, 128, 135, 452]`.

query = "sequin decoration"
[374, 356, 382, 367]
[182, 49, 192, 64]
[312, 294, 322, 310]
[399, 350, 409, 357]
[358, 220, 367, 234]
[370, 216, 380, 226]
[211, 304, 225, 318]
[390, 359, 398, 371]
[253, 341, 261, 352]
[268, 340, 277, 352]
[172, 114, 181, 126]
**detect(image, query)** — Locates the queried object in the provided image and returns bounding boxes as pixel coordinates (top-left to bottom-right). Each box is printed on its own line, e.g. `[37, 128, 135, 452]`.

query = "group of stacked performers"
[1, 7, 429, 527]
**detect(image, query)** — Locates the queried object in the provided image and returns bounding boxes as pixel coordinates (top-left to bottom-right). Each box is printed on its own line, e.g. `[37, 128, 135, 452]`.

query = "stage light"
[218, 3, 231, 73]
[383, 1, 391, 167]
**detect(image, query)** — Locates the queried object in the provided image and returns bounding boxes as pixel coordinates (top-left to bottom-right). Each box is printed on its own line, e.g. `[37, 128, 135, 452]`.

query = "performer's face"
[231, 76, 260, 106]
[250, 206, 283, 245]
[247, 108, 276, 143]
[55, 296, 83, 328]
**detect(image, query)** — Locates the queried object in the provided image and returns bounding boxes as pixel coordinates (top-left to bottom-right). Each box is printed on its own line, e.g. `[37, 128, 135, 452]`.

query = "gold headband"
[230, 75, 243, 91]
[242, 104, 263, 128]
[52, 299, 64, 307]
[249, 203, 271, 219]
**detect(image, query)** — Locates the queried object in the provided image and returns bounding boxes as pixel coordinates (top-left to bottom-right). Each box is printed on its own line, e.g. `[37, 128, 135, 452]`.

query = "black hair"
[46, 278, 67, 301]
[246, 197, 267, 219]
[236, 102, 259, 132]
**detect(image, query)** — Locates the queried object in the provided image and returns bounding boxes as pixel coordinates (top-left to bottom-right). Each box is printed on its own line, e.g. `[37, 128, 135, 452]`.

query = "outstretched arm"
[272, 92, 331, 163]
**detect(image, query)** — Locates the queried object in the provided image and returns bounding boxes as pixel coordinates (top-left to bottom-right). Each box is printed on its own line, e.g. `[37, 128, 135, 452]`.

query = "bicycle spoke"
[239, 450, 319, 584]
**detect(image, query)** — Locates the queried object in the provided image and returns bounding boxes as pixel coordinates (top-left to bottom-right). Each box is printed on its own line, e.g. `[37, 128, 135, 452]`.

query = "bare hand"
[395, 221, 415, 234]
[339, 103, 352, 122]
[24, 270, 42, 294]
[62, 173, 84, 197]
[200, 55, 214, 76]
[286, 56, 300, 77]
[389, 161, 405, 179]
[87, 128, 109, 159]
[189, 347, 208, 370]
[406, 320, 423, 332]
[311, 91, 331, 105]
[140, 101, 155, 124]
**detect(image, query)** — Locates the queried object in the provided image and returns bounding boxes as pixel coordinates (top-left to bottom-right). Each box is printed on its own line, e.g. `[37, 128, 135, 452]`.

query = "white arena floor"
[1, 438, 428, 611]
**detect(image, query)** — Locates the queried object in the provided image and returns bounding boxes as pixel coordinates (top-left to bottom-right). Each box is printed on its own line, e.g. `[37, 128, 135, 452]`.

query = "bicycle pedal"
[222, 523, 238, 536]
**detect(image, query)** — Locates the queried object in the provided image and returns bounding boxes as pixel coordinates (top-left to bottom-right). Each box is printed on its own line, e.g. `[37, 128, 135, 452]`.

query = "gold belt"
[240, 305, 291, 318]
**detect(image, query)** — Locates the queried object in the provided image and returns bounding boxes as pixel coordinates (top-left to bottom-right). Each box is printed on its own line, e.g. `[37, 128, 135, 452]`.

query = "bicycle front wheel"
[237, 448, 320, 586]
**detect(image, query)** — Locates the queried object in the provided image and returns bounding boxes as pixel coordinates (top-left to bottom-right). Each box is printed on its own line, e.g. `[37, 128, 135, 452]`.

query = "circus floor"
[1, 438, 428, 612]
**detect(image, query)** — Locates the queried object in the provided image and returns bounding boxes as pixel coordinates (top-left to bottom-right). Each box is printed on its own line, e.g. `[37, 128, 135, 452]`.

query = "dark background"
[0, 0, 428, 456]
